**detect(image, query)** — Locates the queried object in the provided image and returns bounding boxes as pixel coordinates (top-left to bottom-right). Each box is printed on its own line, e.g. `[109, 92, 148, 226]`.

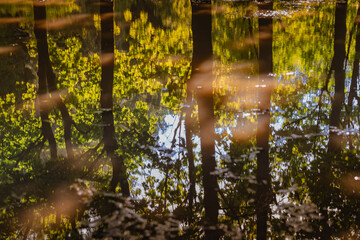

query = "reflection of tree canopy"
[1, 0, 360, 239]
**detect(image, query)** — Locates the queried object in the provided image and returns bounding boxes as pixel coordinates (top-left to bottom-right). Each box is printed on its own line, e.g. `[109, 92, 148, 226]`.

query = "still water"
[0, 0, 359, 239]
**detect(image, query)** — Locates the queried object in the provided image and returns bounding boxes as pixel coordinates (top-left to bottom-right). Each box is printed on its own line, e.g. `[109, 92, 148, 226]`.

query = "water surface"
[1, 0, 360, 239]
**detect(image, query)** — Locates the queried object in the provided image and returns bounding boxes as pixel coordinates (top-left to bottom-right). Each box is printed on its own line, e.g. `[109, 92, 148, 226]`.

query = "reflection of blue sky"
[133, 113, 202, 199]
[158, 113, 201, 155]
[158, 114, 179, 148]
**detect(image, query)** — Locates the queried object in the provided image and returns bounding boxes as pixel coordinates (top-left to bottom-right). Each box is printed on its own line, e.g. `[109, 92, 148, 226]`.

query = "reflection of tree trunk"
[328, 0, 347, 153]
[33, 1, 76, 227]
[46, 63, 74, 161]
[33, 1, 74, 161]
[120, 21, 130, 52]
[256, 2, 273, 240]
[185, 78, 196, 224]
[100, 0, 130, 197]
[320, 1, 347, 239]
[347, 8, 360, 148]
[191, 2, 219, 239]
[348, 8, 360, 110]
[33, 2, 57, 159]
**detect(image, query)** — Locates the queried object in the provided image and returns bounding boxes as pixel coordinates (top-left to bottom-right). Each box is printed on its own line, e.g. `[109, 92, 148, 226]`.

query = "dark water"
[1, 0, 360, 239]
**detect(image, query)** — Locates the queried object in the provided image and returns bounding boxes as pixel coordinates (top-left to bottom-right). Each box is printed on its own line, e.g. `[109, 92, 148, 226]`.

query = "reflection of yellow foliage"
[45, 0, 80, 19]
[124, 9, 132, 22]
[93, 14, 101, 31]
[213, 2, 258, 63]
[120, 1, 191, 112]
[273, 2, 335, 78]
[114, 24, 120, 35]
